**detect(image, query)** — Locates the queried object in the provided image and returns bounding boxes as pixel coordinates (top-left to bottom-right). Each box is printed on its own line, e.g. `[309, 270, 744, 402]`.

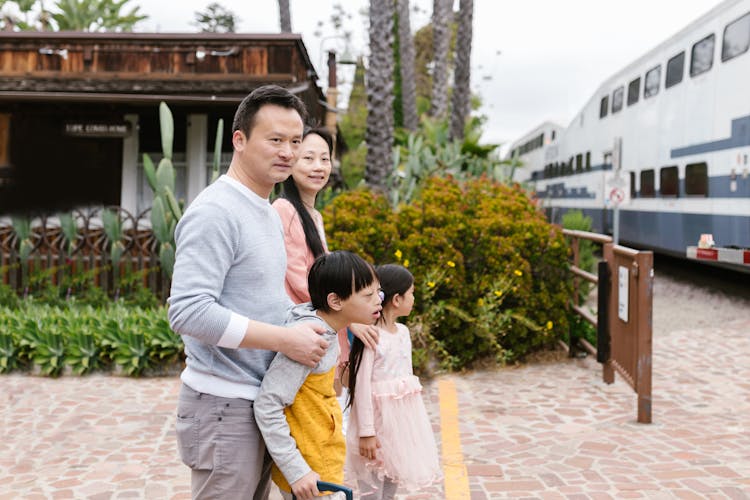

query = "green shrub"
[0, 304, 183, 376]
[325, 176, 571, 372]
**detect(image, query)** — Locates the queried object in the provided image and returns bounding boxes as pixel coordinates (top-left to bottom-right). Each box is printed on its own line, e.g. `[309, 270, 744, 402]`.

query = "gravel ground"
[652, 255, 750, 335]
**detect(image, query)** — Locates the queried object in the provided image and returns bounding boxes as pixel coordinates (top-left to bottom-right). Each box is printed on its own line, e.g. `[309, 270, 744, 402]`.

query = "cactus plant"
[142, 102, 180, 278]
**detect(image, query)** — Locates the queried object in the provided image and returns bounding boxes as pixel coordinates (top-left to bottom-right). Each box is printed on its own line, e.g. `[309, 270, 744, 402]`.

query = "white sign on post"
[618, 266, 629, 322]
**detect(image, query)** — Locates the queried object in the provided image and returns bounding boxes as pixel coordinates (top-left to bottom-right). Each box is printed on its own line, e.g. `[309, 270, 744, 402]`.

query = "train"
[508, 0, 750, 265]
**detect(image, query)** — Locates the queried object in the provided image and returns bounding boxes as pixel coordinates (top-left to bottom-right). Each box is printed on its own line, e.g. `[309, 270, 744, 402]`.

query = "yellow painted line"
[438, 378, 470, 499]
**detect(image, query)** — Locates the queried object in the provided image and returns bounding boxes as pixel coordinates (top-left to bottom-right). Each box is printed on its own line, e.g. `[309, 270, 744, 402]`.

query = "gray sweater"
[168, 175, 293, 400]
[254, 303, 340, 486]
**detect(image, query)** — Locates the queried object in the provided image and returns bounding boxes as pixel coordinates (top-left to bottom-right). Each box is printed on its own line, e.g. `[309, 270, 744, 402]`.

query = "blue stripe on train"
[546, 207, 750, 255]
[671, 115, 750, 158]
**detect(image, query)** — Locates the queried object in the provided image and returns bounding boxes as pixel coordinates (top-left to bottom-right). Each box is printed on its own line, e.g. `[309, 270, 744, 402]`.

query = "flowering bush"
[324, 176, 571, 373]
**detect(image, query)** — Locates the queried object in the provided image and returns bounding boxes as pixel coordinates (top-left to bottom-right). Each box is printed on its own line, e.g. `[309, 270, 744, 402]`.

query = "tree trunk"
[430, 0, 451, 119]
[278, 0, 292, 32]
[397, 0, 418, 131]
[365, 0, 395, 190]
[449, 0, 473, 141]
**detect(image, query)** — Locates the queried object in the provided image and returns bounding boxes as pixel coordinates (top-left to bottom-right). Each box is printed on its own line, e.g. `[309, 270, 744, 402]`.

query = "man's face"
[232, 104, 304, 196]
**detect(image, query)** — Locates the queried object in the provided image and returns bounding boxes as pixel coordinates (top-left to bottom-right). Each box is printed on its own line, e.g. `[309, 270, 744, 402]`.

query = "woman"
[273, 127, 379, 382]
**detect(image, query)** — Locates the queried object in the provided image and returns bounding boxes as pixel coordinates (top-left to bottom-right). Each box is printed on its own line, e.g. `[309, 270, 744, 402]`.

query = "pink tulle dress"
[345, 323, 441, 492]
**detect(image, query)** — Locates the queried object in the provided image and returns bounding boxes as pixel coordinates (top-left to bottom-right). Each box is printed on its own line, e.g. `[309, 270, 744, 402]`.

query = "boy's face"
[340, 281, 383, 325]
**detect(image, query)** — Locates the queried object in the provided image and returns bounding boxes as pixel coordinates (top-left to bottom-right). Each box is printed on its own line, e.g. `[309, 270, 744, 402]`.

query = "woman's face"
[291, 133, 332, 198]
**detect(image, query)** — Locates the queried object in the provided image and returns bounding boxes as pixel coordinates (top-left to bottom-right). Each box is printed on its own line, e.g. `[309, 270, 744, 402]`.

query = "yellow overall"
[272, 367, 346, 493]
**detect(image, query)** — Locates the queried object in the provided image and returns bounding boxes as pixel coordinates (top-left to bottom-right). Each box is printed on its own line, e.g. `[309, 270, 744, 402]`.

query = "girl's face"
[340, 281, 383, 325]
[394, 284, 415, 316]
[291, 133, 331, 198]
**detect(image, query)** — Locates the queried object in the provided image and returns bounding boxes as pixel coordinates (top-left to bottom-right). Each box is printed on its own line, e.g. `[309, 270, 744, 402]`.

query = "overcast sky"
[132, 0, 722, 152]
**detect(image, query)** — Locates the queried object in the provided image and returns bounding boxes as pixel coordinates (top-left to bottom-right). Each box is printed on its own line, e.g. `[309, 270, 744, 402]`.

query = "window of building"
[660, 166, 679, 196]
[640, 169, 655, 197]
[666, 52, 685, 88]
[0, 114, 9, 166]
[644, 65, 661, 98]
[612, 86, 624, 113]
[576, 153, 583, 172]
[600, 96, 609, 118]
[722, 12, 750, 61]
[629, 171, 636, 198]
[627, 77, 641, 106]
[551, 130, 556, 140]
[685, 162, 708, 195]
[585, 151, 591, 170]
[691, 34, 715, 77]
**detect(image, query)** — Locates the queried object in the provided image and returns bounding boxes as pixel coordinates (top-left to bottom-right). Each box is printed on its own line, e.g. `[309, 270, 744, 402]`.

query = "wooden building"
[0, 32, 327, 215]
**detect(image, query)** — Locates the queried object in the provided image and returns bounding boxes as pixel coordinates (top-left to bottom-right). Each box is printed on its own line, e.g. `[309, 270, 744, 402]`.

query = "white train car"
[513, 0, 750, 259]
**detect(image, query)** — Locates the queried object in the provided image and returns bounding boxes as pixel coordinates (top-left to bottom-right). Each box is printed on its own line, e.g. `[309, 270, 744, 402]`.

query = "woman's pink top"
[272, 198, 328, 304]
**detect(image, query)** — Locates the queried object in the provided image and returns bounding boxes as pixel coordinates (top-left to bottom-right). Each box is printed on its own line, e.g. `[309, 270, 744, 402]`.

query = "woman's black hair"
[307, 250, 376, 313]
[347, 264, 414, 410]
[279, 126, 334, 259]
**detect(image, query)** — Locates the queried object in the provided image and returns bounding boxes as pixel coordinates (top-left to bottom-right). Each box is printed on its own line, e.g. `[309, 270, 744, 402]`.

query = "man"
[168, 85, 329, 499]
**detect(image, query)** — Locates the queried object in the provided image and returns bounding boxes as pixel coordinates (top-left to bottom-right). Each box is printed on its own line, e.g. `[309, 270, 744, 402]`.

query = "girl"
[345, 264, 441, 499]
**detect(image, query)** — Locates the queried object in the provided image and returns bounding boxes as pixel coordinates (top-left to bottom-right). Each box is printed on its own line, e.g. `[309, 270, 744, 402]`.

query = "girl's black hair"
[347, 264, 413, 410]
[279, 126, 334, 259]
[307, 250, 376, 313]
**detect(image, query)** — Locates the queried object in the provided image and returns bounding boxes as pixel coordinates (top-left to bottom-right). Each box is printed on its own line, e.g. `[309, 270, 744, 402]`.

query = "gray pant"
[175, 383, 272, 500]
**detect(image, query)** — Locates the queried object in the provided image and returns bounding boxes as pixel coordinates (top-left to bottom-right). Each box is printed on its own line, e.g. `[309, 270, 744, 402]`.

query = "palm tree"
[449, 0, 473, 141]
[52, 0, 146, 32]
[430, 0, 451, 119]
[397, 0, 418, 131]
[365, 0, 395, 190]
[278, 0, 292, 32]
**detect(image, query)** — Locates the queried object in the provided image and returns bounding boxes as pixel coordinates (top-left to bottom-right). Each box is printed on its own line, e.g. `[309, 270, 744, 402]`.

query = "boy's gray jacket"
[254, 303, 340, 486]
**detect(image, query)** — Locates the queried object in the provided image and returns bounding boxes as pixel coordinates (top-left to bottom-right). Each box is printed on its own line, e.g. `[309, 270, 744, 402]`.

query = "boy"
[254, 251, 384, 500]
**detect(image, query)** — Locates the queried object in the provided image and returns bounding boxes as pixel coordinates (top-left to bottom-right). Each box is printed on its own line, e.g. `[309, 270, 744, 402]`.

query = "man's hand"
[280, 322, 328, 367]
[349, 323, 379, 350]
[359, 435, 380, 461]
[290, 470, 320, 500]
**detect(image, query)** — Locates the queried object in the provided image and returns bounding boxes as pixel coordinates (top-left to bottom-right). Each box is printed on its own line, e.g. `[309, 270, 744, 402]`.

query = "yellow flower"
[403, 259, 409, 268]
[446, 260, 456, 268]
[494, 290, 502, 297]
[514, 269, 523, 277]
[427, 281, 435, 288]
[394, 249, 403, 260]
[477, 298, 485, 306]
[546, 321, 553, 330]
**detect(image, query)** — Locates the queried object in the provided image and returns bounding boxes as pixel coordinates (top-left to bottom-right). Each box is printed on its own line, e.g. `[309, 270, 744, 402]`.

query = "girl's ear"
[327, 292, 343, 311]
[391, 293, 402, 308]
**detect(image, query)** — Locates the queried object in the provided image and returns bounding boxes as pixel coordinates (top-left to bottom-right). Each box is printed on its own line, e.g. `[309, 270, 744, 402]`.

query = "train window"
[690, 34, 715, 77]
[612, 87, 624, 113]
[640, 169, 655, 197]
[722, 12, 750, 62]
[666, 52, 685, 88]
[660, 166, 679, 196]
[627, 77, 641, 106]
[600, 96, 609, 118]
[685, 162, 708, 195]
[644, 65, 661, 98]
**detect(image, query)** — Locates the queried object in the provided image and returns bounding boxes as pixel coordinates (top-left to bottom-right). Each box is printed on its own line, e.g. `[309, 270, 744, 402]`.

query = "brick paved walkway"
[1, 317, 749, 499]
